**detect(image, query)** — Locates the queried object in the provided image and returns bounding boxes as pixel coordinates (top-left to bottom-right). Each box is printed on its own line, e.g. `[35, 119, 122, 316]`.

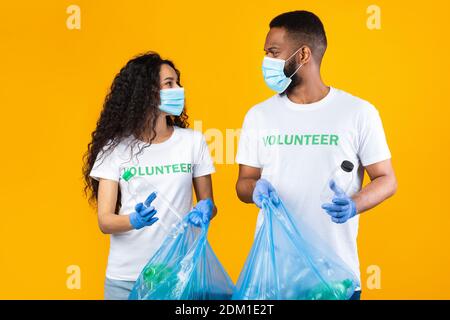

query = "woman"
[82, 52, 217, 300]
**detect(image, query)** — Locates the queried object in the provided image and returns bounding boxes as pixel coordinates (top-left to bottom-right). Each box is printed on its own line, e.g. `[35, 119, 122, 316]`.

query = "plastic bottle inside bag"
[121, 169, 186, 236]
[320, 160, 355, 203]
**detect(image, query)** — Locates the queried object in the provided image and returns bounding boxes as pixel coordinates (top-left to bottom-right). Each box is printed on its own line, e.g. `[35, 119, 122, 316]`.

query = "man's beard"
[283, 59, 302, 94]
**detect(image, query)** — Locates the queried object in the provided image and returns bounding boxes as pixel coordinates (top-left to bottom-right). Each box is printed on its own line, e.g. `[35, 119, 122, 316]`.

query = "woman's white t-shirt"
[89, 127, 215, 281]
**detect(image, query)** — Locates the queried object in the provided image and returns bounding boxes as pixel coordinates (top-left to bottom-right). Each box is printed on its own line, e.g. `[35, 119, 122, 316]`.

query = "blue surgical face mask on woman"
[262, 47, 304, 93]
[159, 87, 185, 116]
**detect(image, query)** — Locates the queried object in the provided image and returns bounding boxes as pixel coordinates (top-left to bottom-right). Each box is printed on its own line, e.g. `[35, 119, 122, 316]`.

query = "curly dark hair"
[82, 52, 188, 213]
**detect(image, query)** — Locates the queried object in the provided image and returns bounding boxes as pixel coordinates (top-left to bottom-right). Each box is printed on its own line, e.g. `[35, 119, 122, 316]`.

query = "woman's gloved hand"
[129, 192, 159, 230]
[188, 198, 214, 227]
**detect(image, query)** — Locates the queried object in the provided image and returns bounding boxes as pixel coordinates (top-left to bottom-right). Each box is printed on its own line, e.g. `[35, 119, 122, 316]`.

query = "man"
[235, 10, 397, 300]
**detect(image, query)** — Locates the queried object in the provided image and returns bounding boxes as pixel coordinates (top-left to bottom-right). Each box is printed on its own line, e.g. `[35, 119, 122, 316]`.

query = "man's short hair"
[270, 10, 327, 62]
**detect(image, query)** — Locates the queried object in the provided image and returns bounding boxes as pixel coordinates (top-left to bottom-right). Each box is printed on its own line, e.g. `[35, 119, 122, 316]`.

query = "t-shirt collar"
[129, 126, 180, 150]
[280, 86, 336, 111]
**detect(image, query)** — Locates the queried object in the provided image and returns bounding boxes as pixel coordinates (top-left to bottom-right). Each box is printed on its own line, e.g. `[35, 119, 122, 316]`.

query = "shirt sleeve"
[235, 109, 262, 168]
[358, 104, 392, 166]
[89, 142, 120, 182]
[192, 132, 215, 178]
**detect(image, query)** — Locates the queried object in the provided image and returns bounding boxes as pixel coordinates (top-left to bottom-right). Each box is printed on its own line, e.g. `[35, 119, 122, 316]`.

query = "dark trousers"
[350, 290, 362, 300]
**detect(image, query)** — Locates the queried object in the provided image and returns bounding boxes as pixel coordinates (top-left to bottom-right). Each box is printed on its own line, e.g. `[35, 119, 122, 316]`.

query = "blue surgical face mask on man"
[262, 47, 304, 93]
[159, 87, 185, 116]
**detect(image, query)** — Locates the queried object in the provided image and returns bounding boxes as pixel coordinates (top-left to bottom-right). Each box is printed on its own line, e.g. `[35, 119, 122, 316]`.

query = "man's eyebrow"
[264, 46, 280, 52]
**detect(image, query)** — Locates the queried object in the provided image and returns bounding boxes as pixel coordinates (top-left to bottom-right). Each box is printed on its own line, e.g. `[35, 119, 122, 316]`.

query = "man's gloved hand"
[129, 192, 159, 230]
[252, 178, 280, 208]
[188, 198, 214, 227]
[321, 180, 358, 224]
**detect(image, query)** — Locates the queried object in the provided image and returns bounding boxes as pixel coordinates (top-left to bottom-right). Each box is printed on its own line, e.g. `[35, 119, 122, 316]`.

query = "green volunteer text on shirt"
[124, 163, 192, 178]
[262, 134, 339, 146]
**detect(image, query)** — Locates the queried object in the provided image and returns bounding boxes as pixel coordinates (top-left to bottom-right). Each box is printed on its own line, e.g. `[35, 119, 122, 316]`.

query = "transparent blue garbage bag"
[129, 215, 235, 300]
[232, 196, 359, 300]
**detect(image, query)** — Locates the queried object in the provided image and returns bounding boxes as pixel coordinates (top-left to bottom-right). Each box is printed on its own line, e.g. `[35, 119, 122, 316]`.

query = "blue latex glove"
[252, 178, 280, 208]
[321, 180, 358, 224]
[188, 198, 214, 227]
[129, 192, 159, 230]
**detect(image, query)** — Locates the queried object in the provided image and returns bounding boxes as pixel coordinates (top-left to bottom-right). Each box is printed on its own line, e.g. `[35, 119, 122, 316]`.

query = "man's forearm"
[352, 174, 397, 214]
[236, 178, 257, 203]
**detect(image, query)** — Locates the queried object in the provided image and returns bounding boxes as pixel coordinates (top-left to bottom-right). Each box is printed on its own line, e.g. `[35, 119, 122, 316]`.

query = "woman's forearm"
[98, 213, 133, 234]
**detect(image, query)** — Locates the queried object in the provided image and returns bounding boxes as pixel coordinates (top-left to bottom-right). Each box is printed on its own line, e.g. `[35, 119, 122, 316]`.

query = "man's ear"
[298, 46, 312, 65]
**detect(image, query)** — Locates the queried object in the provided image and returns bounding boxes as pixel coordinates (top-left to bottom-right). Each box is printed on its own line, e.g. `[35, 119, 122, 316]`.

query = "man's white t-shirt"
[90, 127, 215, 281]
[236, 87, 391, 283]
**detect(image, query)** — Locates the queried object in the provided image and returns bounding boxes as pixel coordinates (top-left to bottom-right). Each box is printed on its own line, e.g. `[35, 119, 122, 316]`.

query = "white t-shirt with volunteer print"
[90, 126, 215, 281]
[236, 87, 391, 284]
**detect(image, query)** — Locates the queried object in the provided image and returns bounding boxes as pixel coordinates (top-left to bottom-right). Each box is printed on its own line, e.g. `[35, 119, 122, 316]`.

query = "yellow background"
[0, 0, 449, 299]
